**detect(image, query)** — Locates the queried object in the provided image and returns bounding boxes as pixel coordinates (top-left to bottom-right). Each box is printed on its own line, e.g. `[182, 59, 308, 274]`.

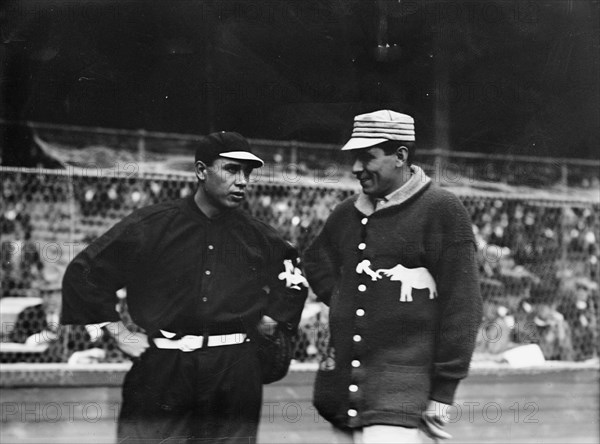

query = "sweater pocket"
[365, 364, 430, 419]
[313, 368, 347, 427]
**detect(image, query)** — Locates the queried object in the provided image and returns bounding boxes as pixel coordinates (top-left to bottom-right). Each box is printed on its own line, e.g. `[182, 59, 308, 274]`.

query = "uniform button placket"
[349, 215, 369, 423]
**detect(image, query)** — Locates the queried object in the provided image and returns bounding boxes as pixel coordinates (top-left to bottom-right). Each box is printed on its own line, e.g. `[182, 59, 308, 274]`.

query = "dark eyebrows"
[221, 161, 253, 175]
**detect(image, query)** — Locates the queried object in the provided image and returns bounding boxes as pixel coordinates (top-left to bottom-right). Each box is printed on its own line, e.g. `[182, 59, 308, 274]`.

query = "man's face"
[201, 158, 254, 212]
[351, 146, 400, 197]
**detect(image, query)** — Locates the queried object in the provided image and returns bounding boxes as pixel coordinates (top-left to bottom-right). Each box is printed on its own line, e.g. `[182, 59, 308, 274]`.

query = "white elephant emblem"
[376, 264, 437, 302]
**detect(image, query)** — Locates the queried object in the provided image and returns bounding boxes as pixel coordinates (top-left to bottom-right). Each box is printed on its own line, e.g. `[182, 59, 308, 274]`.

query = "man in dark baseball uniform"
[304, 110, 482, 443]
[62, 131, 308, 443]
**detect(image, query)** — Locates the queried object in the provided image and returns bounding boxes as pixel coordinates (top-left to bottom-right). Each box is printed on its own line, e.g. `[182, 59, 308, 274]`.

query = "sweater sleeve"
[263, 238, 309, 332]
[429, 197, 483, 404]
[61, 216, 143, 325]
[303, 222, 338, 306]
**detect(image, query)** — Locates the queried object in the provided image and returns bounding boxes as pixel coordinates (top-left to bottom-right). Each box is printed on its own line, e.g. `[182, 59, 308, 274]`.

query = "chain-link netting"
[2, 167, 598, 364]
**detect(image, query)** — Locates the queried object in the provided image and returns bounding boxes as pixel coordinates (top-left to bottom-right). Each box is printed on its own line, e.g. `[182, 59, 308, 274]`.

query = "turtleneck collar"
[354, 165, 431, 216]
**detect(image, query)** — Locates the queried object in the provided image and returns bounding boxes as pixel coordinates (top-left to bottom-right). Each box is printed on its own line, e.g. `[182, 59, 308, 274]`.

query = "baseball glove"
[256, 326, 293, 384]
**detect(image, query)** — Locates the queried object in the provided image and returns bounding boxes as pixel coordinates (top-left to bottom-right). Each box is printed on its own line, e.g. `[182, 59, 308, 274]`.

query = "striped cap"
[341, 110, 415, 151]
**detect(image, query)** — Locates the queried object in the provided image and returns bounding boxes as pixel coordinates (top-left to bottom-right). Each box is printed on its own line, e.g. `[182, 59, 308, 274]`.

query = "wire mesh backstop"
[1, 167, 598, 364]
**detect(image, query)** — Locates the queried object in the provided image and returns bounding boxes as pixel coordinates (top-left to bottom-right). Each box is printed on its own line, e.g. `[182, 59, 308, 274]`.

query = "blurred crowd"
[1, 172, 598, 364]
[470, 199, 599, 363]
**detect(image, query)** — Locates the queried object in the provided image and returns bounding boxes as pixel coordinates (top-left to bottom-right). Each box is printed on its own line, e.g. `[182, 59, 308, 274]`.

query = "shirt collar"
[183, 195, 239, 222]
[354, 165, 431, 216]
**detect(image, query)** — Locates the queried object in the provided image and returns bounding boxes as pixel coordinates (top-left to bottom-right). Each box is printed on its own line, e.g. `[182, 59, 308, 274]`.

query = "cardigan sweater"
[304, 167, 482, 429]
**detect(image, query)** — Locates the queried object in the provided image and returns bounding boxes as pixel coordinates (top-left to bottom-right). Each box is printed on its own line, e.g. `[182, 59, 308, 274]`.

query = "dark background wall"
[1, 0, 599, 165]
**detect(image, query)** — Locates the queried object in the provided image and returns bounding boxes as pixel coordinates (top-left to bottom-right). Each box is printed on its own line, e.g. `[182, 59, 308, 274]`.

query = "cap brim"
[341, 137, 389, 151]
[219, 151, 265, 167]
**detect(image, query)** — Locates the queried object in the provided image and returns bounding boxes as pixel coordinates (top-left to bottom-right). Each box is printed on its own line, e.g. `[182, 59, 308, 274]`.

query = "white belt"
[153, 333, 248, 352]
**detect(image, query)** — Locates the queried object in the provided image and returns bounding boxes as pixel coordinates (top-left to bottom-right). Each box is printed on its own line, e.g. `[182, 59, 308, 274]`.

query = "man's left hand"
[258, 315, 277, 336]
[422, 400, 452, 440]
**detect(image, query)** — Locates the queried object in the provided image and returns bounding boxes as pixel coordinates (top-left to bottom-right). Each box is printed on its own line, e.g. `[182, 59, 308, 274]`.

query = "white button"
[349, 384, 358, 392]
[358, 243, 366, 250]
[202, 297, 208, 302]
[351, 360, 361, 368]
[208, 245, 214, 250]
[205, 270, 211, 275]
[356, 309, 365, 317]
[361, 218, 368, 225]
[353, 335, 362, 342]
[348, 409, 357, 417]
[358, 284, 366, 292]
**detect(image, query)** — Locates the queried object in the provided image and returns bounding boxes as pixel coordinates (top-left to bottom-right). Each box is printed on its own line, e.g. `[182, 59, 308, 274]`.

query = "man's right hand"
[105, 321, 149, 358]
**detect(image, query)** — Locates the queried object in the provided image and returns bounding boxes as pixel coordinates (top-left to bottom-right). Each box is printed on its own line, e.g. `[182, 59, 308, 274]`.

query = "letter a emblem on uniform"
[279, 259, 308, 290]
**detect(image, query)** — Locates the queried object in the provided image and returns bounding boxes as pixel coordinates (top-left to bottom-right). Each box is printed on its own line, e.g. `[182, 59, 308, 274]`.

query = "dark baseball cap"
[194, 131, 264, 168]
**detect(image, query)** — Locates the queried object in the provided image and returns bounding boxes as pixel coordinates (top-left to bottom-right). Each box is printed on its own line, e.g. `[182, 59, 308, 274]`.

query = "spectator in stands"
[8, 284, 61, 346]
[61, 132, 307, 444]
[475, 298, 516, 357]
[304, 110, 482, 443]
[1, 207, 44, 298]
[527, 302, 575, 361]
[558, 277, 598, 361]
[474, 263, 541, 359]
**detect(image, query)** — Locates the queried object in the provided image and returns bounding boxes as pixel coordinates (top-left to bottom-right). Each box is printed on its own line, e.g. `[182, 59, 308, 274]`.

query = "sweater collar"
[354, 165, 431, 216]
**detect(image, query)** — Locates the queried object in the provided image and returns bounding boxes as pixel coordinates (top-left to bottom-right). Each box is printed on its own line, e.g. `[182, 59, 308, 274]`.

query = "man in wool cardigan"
[304, 110, 483, 443]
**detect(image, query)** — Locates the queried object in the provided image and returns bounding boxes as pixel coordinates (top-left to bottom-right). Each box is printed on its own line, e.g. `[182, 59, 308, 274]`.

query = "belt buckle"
[179, 335, 201, 352]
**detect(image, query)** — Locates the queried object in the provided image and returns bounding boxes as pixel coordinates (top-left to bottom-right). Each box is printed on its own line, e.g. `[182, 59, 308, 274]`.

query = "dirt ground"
[1, 367, 598, 443]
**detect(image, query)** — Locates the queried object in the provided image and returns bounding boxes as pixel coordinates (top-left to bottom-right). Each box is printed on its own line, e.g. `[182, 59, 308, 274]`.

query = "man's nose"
[235, 173, 249, 186]
[352, 159, 363, 175]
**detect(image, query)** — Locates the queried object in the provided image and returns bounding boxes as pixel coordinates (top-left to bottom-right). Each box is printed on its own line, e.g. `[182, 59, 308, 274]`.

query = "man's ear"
[396, 146, 408, 166]
[195, 161, 207, 181]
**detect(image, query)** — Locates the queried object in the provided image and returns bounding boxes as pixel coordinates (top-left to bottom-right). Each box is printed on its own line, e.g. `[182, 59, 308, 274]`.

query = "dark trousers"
[117, 342, 262, 444]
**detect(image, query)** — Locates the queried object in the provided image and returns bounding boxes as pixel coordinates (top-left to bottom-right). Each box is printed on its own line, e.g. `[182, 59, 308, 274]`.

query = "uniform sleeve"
[429, 197, 483, 404]
[303, 222, 338, 306]
[263, 240, 309, 332]
[61, 216, 143, 325]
